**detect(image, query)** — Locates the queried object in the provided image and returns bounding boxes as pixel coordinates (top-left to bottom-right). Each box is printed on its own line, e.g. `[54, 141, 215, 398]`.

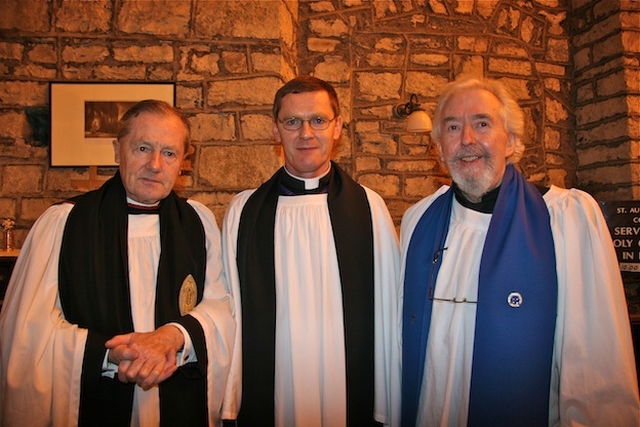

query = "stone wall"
[0, 0, 638, 248]
[296, 0, 577, 219]
[571, 0, 640, 199]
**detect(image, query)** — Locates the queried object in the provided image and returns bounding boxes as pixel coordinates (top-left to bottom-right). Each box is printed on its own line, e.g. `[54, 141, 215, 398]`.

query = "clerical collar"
[453, 181, 550, 214]
[126, 197, 161, 214]
[453, 183, 500, 214]
[284, 166, 330, 190]
[280, 167, 331, 195]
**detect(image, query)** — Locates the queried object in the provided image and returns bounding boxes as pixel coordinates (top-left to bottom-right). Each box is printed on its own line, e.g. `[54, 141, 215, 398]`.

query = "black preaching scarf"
[58, 171, 209, 427]
[236, 162, 378, 426]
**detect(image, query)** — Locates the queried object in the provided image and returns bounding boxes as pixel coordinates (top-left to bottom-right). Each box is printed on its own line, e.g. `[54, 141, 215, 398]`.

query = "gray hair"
[431, 77, 525, 164]
[117, 99, 191, 152]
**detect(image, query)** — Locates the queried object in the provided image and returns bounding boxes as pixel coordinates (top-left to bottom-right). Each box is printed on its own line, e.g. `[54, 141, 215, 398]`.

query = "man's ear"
[332, 115, 343, 141]
[112, 139, 120, 163]
[435, 140, 445, 162]
[506, 134, 516, 158]
[273, 121, 283, 143]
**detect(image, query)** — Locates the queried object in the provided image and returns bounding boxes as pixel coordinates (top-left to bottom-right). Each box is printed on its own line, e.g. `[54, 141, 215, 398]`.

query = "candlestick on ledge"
[2, 218, 15, 252]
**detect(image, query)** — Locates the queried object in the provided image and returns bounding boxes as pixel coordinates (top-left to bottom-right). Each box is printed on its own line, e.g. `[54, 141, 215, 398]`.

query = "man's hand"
[105, 324, 184, 389]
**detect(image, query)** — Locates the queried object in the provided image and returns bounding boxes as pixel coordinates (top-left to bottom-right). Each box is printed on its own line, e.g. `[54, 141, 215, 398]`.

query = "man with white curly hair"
[399, 76, 639, 426]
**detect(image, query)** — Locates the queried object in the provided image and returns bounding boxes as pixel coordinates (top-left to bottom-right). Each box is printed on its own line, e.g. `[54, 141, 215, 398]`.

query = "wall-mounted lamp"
[392, 94, 432, 133]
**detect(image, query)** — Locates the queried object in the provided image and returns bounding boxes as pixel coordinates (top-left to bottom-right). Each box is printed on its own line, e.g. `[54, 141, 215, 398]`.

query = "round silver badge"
[507, 292, 523, 308]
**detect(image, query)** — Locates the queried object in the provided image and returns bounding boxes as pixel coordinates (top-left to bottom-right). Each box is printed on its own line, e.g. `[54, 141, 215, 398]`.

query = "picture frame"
[50, 82, 175, 166]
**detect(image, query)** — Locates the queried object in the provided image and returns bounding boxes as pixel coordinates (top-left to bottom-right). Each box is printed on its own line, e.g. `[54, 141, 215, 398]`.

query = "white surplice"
[399, 185, 640, 427]
[222, 186, 401, 426]
[0, 199, 238, 427]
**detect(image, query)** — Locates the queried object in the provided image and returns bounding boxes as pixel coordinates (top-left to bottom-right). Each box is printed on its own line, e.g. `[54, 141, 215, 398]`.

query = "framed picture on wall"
[50, 82, 175, 166]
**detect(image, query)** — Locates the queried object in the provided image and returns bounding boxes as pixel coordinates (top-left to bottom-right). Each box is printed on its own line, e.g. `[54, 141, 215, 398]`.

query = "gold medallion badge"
[179, 274, 197, 316]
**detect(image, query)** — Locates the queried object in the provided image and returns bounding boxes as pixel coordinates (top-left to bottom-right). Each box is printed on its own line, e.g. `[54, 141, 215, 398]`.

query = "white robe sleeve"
[0, 203, 85, 426]
[364, 187, 402, 427]
[187, 200, 239, 426]
[220, 189, 254, 420]
[546, 187, 640, 426]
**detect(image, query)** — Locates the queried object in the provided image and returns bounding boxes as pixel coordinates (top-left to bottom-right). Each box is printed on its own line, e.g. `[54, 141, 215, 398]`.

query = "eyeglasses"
[277, 116, 336, 131]
[428, 247, 477, 304]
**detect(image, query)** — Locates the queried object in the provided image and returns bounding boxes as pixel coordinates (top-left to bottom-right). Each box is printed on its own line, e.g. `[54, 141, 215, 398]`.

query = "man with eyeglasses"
[400, 77, 639, 426]
[221, 75, 401, 426]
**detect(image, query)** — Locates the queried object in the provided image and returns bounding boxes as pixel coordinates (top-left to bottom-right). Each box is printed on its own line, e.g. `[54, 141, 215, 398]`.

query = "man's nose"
[147, 152, 162, 170]
[299, 120, 314, 138]
[461, 123, 475, 145]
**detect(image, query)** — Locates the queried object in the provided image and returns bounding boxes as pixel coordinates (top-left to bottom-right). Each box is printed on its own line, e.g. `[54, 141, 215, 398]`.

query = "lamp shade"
[406, 110, 432, 133]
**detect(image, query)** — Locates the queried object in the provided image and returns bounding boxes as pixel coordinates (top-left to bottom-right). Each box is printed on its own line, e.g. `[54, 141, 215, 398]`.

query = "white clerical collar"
[283, 166, 331, 190]
[126, 197, 160, 208]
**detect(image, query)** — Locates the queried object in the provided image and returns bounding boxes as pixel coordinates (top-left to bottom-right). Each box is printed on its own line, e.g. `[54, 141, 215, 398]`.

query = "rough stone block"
[0, 43, 24, 61]
[314, 60, 350, 83]
[114, 45, 173, 63]
[0, 111, 28, 141]
[0, 198, 16, 220]
[576, 97, 629, 126]
[544, 127, 562, 150]
[27, 44, 57, 64]
[355, 72, 402, 102]
[545, 98, 569, 124]
[357, 173, 400, 197]
[2, 165, 43, 194]
[62, 45, 109, 63]
[355, 157, 382, 171]
[410, 53, 449, 66]
[251, 52, 287, 74]
[240, 114, 273, 141]
[56, 0, 111, 32]
[458, 36, 489, 53]
[310, 18, 350, 37]
[546, 38, 570, 62]
[388, 159, 438, 173]
[597, 70, 627, 97]
[405, 175, 446, 198]
[92, 65, 147, 80]
[454, 56, 485, 79]
[176, 85, 203, 110]
[207, 77, 281, 107]
[0, 81, 48, 107]
[199, 145, 282, 189]
[222, 51, 248, 74]
[118, 0, 190, 36]
[577, 164, 631, 186]
[14, 65, 57, 80]
[573, 46, 591, 72]
[573, 15, 620, 48]
[488, 58, 532, 75]
[497, 41, 533, 58]
[195, 1, 285, 40]
[0, 0, 49, 32]
[405, 72, 449, 98]
[535, 62, 567, 77]
[191, 52, 221, 75]
[190, 113, 237, 143]
[357, 133, 398, 155]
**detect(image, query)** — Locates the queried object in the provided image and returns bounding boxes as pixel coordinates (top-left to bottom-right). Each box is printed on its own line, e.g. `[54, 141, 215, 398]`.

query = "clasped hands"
[105, 324, 184, 390]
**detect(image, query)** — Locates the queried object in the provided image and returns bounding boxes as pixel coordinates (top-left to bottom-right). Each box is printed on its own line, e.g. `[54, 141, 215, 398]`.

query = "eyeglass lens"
[279, 117, 334, 130]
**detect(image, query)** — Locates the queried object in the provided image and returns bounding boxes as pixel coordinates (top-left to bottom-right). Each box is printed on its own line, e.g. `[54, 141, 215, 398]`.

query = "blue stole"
[401, 165, 558, 426]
